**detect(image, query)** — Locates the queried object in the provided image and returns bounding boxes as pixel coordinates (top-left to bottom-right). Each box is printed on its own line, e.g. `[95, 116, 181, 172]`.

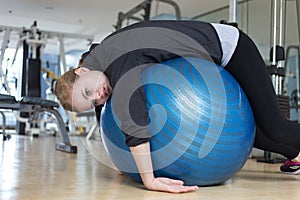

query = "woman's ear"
[74, 67, 90, 75]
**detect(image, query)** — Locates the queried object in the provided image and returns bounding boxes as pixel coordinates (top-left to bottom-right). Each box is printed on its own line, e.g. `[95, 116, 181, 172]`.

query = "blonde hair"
[54, 68, 78, 111]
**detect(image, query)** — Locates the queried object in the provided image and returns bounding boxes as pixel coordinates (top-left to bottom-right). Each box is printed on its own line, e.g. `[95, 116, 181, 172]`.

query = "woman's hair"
[55, 44, 99, 111]
[54, 67, 78, 111]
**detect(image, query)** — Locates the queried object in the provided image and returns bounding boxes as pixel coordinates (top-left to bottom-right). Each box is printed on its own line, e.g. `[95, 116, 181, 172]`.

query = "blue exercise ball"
[101, 57, 255, 186]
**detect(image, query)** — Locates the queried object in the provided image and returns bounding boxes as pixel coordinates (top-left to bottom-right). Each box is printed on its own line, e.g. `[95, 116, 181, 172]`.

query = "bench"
[0, 94, 77, 153]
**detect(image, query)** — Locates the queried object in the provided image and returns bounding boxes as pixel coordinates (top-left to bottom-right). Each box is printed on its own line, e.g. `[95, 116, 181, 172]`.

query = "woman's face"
[71, 67, 112, 112]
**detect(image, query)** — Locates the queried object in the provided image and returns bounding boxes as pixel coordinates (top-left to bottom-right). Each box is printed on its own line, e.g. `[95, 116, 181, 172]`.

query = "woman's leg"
[254, 125, 299, 160]
[225, 31, 300, 150]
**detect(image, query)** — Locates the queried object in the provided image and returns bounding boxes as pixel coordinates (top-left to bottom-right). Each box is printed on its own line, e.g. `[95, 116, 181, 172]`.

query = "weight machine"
[0, 21, 93, 153]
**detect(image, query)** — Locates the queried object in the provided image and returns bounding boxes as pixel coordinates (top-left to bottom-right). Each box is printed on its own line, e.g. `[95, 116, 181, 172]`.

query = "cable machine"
[257, 0, 289, 163]
[227, 0, 290, 163]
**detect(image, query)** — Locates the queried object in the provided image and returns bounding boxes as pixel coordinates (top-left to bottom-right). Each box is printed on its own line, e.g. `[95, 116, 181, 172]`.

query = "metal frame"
[229, 0, 238, 24]
[269, 0, 287, 95]
[114, 0, 181, 30]
[0, 29, 12, 94]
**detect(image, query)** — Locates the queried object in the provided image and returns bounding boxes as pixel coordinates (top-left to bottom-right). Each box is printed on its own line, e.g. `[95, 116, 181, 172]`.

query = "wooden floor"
[1, 134, 299, 200]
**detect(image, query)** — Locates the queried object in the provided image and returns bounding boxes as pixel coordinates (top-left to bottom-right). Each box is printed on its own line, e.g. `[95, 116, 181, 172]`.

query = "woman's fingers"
[155, 177, 199, 193]
[168, 185, 199, 193]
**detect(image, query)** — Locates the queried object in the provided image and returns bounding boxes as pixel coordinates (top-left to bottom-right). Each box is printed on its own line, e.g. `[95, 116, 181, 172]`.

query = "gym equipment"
[0, 21, 93, 135]
[114, 0, 181, 30]
[0, 110, 11, 140]
[258, 0, 289, 163]
[101, 57, 255, 186]
[0, 94, 77, 153]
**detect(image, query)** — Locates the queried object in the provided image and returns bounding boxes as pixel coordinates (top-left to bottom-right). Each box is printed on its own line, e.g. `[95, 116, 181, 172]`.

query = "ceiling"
[0, 0, 231, 53]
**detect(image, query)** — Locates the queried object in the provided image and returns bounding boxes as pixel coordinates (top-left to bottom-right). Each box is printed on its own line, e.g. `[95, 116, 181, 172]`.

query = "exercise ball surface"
[101, 57, 255, 186]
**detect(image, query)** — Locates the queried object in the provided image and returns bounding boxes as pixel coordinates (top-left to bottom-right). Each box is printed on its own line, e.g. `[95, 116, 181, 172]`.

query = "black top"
[83, 20, 223, 147]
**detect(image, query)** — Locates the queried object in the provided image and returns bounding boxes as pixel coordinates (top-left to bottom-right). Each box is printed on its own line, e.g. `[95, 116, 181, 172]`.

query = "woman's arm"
[129, 142, 199, 193]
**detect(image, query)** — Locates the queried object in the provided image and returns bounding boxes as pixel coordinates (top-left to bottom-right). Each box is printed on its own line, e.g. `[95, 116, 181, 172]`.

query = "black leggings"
[225, 31, 300, 160]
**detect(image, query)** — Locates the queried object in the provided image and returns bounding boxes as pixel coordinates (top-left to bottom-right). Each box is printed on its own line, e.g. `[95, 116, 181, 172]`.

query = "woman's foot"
[280, 160, 300, 175]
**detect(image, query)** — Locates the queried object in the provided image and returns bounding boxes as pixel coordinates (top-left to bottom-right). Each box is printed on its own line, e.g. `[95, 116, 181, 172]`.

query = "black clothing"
[85, 20, 222, 147]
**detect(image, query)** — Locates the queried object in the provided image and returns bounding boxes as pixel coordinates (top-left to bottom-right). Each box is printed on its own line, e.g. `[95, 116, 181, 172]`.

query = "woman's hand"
[144, 177, 199, 193]
[130, 142, 198, 193]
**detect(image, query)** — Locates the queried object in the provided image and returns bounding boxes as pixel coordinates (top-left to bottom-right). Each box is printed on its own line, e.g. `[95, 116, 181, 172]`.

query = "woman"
[54, 20, 300, 193]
